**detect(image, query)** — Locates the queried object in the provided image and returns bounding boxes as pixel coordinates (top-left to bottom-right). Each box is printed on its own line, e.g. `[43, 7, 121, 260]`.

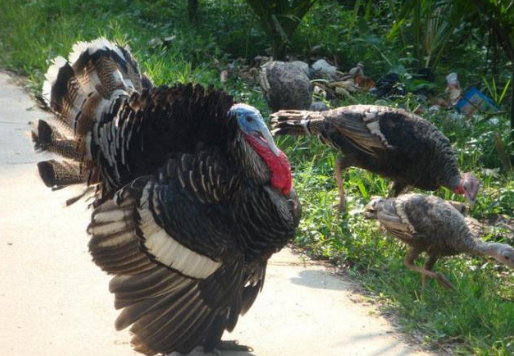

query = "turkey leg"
[217, 340, 253, 352]
[335, 156, 352, 212]
[421, 255, 437, 291]
[404, 249, 455, 291]
[390, 181, 410, 197]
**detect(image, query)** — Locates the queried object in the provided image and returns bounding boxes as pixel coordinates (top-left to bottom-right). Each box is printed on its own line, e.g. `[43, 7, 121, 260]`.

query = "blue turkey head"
[229, 104, 280, 156]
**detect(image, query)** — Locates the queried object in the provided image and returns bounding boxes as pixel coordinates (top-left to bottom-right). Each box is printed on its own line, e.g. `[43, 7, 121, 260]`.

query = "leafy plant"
[388, 0, 470, 70]
[482, 75, 511, 105]
[244, 0, 319, 59]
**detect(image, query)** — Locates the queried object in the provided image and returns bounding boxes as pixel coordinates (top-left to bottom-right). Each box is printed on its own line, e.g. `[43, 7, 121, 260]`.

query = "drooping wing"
[376, 198, 415, 242]
[327, 105, 394, 156]
[88, 151, 246, 355]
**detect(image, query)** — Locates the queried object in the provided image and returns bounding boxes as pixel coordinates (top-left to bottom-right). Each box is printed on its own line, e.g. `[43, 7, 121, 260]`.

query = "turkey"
[270, 105, 480, 211]
[364, 194, 514, 290]
[33, 38, 301, 355]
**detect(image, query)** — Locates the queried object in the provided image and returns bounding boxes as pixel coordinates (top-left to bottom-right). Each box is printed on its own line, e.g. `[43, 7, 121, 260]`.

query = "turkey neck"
[231, 131, 272, 185]
[465, 239, 506, 259]
[431, 136, 462, 190]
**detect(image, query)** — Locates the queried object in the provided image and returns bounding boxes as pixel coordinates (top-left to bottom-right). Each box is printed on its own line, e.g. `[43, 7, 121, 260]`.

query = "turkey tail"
[42, 37, 148, 134]
[31, 120, 84, 160]
[34, 37, 152, 192]
[270, 110, 324, 136]
[37, 160, 86, 188]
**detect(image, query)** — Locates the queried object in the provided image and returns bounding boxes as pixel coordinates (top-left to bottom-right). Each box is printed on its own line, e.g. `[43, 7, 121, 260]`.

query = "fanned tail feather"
[37, 160, 86, 188]
[34, 37, 153, 194]
[31, 120, 84, 160]
[270, 110, 321, 136]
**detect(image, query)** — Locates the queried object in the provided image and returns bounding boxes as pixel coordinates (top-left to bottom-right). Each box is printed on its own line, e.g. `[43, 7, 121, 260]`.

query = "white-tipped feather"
[365, 120, 393, 148]
[94, 209, 131, 223]
[141, 218, 221, 279]
[85, 132, 93, 160]
[69, 37, 127, 65]
[90, 220, 129, 236]
[97, 231, 137, 248]
[76, 71, 102, 96]
[42, 56, 68, 105]
[94, 98, 111, 123]
[137, 182, 221, 279]
[395, 196, 416, 234]
[112, 70, 134, 91]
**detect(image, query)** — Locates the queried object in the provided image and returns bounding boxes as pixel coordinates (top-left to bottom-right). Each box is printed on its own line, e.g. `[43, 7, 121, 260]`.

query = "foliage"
[244, 0, 319, 59]
[0, 0, 513, 355]
[392, 1, 470, 70]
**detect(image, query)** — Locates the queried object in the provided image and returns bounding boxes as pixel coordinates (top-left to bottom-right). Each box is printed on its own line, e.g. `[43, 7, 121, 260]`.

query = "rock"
[259, 61, 312, 112]
[348, 62, 364, 77]
[311, 59, 337, 79]
[309, 101, 328, 111]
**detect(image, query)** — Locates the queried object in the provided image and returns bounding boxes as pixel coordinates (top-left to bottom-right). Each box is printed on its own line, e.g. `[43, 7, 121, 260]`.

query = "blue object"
[456, 87, 499, 116]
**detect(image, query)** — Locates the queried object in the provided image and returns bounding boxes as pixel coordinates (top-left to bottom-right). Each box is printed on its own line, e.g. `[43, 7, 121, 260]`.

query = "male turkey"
[33, 38, 301, 355]
[271, 105, 480, 211]
[364, 194, 514, 290]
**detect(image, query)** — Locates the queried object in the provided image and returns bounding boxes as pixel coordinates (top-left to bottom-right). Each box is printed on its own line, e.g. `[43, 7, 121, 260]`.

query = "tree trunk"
[272, 35, 287, 60]
[188, 0, 198, 22]
[471, 0, 514, 159]
[511, 65, 514, 162]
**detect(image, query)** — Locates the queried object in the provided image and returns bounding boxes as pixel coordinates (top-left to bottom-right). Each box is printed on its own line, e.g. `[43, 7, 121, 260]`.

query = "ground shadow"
[289, 268, 354, 291]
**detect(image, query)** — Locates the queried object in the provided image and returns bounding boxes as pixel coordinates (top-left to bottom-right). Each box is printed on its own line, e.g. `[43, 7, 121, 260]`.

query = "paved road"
[0, 72, 435, 356]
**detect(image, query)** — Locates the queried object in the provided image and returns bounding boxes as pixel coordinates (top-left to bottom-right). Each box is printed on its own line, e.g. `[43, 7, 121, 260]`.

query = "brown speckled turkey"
[271, 106, 480, 211]
[364, 194, 514, 290]
[32, 38, 301, 355]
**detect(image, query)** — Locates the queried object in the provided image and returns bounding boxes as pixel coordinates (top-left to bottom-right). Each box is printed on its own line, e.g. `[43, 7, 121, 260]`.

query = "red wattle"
[453, 185, 465, 194]
[245, 134, 292, 195]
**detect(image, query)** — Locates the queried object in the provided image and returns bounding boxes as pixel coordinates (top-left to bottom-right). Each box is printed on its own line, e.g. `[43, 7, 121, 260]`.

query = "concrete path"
[0, 72, 435, 356]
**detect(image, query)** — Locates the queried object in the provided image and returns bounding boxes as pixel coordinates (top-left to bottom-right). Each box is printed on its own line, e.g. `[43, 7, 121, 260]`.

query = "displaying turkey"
[364, 194, 514, 290]
[270, 105, 480, 211]
[33, 38, 301, 355]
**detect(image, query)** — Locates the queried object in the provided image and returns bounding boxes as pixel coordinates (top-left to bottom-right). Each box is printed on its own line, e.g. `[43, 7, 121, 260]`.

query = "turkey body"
[34, 38, 300, 355]
[271, 106, 479, 209]
[366, 194, 472, 257]
[364, 194, 514, 290]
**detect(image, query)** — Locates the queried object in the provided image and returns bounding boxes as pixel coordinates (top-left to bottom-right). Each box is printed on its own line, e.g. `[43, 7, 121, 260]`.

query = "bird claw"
[435, 273, 456, 291]
[217, 340, 253, 352]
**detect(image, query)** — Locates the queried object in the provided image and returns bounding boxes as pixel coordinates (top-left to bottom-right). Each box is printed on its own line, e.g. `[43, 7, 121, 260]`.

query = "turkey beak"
[255, 121, 280, 157]
[464, 191, 476, 207]
[363, 210, 375, 219]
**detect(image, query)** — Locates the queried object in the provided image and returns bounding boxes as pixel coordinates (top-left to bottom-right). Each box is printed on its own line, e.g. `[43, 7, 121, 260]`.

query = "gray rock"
[311, 59, 337, 79]
[259, 61, 312, 112]
[309, 101, 328, 111]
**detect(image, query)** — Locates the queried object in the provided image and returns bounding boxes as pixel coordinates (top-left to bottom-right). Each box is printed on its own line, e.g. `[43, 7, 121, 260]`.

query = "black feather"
[35, 37, 300, 356]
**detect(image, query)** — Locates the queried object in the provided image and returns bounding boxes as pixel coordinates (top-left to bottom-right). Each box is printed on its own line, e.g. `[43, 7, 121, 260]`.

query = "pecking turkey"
[270, 105, 480, 211]
[32, 38, 301, 355]
[364, 194, 514, 290]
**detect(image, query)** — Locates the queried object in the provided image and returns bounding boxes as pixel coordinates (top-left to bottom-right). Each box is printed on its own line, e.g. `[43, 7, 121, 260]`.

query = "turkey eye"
[246, 117, 253, 123]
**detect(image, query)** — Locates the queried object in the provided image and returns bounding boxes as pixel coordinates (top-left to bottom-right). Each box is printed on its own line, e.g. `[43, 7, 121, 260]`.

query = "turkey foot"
[433, 273, 455, 290]
[421, 255, 437, 291]
[405, 249, 455, 292]
[217, 340, 253, 352]
[421, 269, 456, 291]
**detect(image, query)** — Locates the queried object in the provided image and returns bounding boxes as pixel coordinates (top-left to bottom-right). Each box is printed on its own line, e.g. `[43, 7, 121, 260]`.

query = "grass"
[1, 0, 513, 355]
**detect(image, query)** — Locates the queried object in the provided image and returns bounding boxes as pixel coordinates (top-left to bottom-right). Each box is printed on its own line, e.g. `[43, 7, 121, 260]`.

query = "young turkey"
[33, 38, 301, 355]
[270, 105, 480, 211]
[364, 194, 514, 290]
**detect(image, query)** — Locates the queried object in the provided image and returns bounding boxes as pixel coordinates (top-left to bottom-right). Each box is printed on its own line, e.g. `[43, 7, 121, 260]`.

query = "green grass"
[1, 0, 513, 355]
